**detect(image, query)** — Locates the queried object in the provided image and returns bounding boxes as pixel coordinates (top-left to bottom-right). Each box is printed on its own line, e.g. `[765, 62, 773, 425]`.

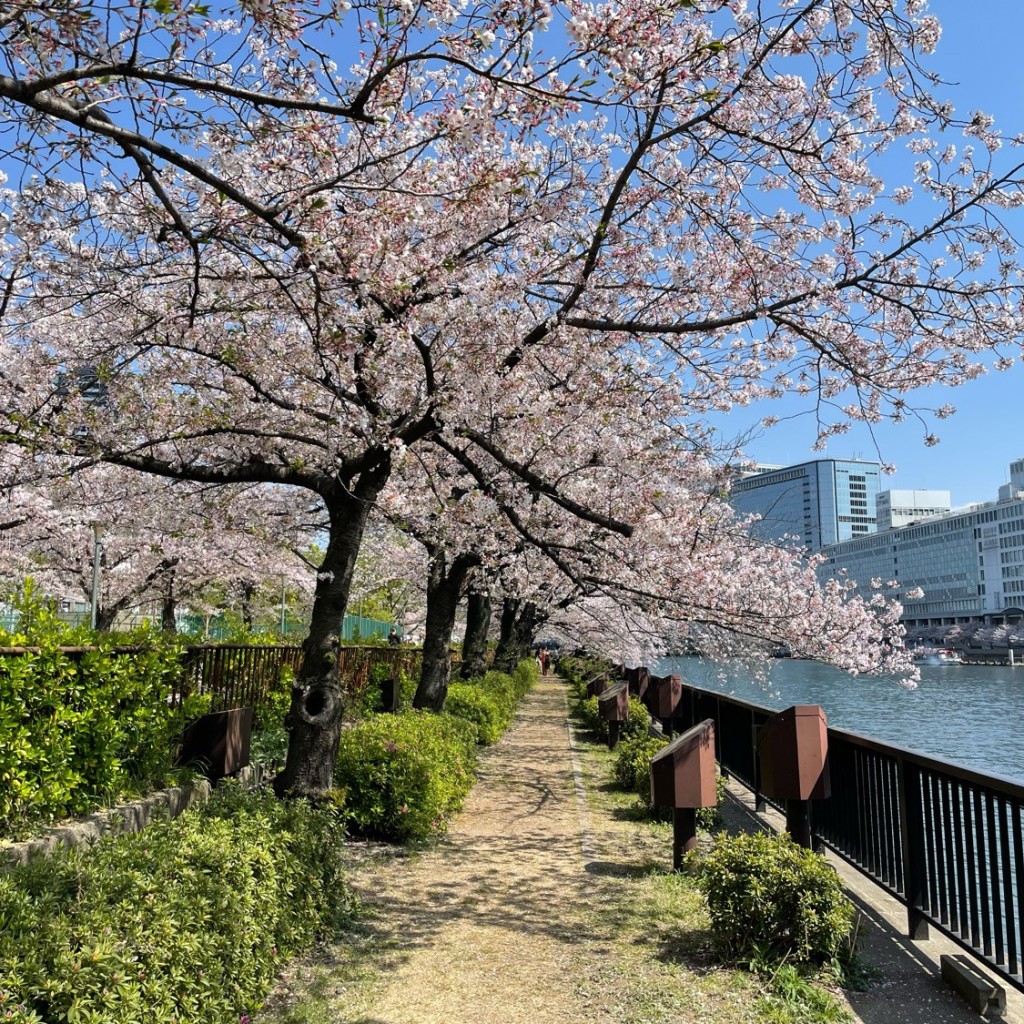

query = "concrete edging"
[1, 777, 213, 867]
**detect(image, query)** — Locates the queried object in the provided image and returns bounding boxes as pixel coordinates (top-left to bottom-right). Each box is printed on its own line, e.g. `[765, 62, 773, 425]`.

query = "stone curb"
[0, 777, 213, 866]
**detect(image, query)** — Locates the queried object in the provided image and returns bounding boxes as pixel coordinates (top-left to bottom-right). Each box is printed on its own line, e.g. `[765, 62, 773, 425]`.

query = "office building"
[819, 461, 1024, 627]
[729, 459, 882, 550]
[875, 489, 951, 531]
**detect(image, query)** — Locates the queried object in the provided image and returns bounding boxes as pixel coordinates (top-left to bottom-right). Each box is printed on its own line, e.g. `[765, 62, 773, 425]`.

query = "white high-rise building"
[875, 490, 951, 532]
[820, 460, 1024, 627]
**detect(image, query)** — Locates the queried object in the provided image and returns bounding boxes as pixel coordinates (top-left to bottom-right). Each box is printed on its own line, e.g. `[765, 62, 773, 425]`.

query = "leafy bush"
[511, 657, 539, 695]
[576, 692, 650, 742]
[335, 711, 478, 842]
[254, 664, 295, 731]
[612, 733, 669, 796]
[0, 786, 352, 1023]
[249, 726, 288, 770]
[696, 772, 729, 831]
[351, 663, 417, 719]
[0, 590, 196, 837]
[444, 683, 507, 744]
[692, 831, 856, 968]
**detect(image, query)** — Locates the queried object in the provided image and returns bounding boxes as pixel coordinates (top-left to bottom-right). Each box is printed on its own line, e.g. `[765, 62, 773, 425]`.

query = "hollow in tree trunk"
[274, 461, 390, 798]
[414, 548, 479, 711]
[460, 589, 491, 679]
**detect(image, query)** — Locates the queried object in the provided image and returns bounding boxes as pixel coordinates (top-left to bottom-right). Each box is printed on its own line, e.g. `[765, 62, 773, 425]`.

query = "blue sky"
[727, 1, 1024, 508]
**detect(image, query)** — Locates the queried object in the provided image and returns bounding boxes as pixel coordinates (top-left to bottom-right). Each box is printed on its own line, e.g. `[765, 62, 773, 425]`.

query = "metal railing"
[0, 642, 425, 725]
[673, 680, 1024, 992]
[176, 644, 305, 715]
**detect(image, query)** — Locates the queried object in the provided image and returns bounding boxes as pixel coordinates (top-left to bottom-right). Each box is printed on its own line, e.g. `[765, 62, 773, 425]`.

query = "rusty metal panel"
[176, 707, 254, 779]
[598, 683, 629, 722]
[757, 704, 830, 801]
[650, 718, 717, 809]
[625, 666, 650, 700]
[649, 674, 683, 720]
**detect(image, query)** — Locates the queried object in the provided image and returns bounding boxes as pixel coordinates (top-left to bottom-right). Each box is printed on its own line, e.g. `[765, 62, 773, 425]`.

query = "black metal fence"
[673, 680, 1024, 992]
[0, 642, 425, 726]
[176, 644, 305, 716]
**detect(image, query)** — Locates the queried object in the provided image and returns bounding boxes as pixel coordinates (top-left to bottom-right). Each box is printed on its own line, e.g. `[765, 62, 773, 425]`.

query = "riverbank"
[256, 674, 1010, 1024]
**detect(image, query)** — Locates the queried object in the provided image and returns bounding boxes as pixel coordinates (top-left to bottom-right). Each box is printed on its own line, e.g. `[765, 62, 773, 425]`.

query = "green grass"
[566, 711, 854, 1024]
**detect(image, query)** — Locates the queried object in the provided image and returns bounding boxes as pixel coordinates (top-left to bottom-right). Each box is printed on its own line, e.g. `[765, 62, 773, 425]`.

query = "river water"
[656, 656, 1024, 786]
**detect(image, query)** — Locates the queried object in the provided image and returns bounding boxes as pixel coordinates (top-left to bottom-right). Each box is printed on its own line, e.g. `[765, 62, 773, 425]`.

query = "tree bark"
[274, 460, 390, 798]
[492, 598, 545, 673]
[161, 570, 177, 633]
[240, 582, 255, 631]
[460, 589, 491, 679]
[414, 548, 478, 711]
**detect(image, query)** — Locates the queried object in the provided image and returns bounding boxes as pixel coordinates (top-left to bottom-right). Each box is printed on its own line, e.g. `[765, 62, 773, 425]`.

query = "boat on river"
[911, 647, 963, 666]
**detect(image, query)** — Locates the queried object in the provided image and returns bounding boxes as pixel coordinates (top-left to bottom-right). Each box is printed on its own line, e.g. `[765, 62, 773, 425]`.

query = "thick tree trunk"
[95, 605, 117, 631]
[460, 589, 491, 679]
[161, 596, 177, 633]
[492, 598, 545, 673]
[240, 582, 255, 631]
[161, 568, 177, 633]
[414, 549, 478, 711]
[274, 461, 390, 798]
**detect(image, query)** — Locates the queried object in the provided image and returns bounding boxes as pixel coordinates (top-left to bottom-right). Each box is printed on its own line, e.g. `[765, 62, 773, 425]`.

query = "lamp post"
[279, 575, 287, 636]
[89, 523, 104, 630]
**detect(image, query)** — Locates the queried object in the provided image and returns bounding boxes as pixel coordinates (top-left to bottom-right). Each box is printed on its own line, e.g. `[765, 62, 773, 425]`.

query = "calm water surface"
[656, 657, 1024, 785]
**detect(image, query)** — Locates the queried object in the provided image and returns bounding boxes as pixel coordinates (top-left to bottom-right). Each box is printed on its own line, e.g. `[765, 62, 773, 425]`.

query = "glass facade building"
[729, 459, 882, 551]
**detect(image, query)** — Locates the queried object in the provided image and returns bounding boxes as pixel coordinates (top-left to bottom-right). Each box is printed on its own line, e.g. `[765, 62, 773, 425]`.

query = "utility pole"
[89, 523, 104, 630]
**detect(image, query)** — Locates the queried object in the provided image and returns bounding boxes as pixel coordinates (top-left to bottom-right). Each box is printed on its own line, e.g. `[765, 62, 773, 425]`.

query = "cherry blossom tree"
[0, 466, 315, 631]
[3, 1, 1024, 793]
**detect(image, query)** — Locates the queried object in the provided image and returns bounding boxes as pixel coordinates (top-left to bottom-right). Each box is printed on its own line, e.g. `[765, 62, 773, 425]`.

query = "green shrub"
[254, 664, 295, 731]
[444, 683, 507, 744]
[575, 692, 649, 742]
[696, 772, 729, 831]
[692, 831, 856, 968]
[511, 657, 539, 695]
[0, 591, 194, 837]
[612, 733, 669, 796]
[335, 712, 478, 842]
[0, 785, 352, 1023]
[249, 726, 289, 769]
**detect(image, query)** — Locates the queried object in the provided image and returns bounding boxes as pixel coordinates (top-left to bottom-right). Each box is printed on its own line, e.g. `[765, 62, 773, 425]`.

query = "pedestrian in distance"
[387, 627, 400, 646]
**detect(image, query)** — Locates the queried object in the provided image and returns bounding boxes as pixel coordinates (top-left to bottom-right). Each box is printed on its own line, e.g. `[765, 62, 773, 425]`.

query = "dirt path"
[262, 674, 1018, 1024]
[343, 672, 594, 1024]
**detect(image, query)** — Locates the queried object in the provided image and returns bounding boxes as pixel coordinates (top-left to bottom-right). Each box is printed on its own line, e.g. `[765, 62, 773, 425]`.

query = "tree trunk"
[414, 549, 477, 711]
[274, 461, 390, 798]
[460, 590, 491, 679]
[240, 582, 255, 631]
[492, 598, 545, 673]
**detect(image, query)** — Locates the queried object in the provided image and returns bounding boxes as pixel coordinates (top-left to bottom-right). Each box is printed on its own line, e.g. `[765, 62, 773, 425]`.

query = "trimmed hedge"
[0, 608, 197, 838]
[335, 659, 538, 841]
[444, 661, 538, 744]
[0, 785, 352, 1023]
[335, 711, 478, 842]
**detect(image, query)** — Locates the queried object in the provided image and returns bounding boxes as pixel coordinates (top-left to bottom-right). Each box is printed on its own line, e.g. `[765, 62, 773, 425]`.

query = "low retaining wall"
[1, 777, 212, 866]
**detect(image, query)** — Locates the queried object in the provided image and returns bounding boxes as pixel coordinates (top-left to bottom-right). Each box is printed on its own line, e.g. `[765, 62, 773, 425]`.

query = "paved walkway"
[265, 675, 1023, 1023]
